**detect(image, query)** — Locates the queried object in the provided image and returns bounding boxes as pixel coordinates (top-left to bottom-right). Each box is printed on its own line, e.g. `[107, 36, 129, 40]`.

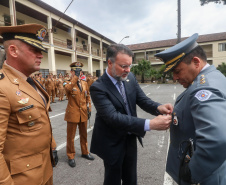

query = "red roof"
[127, 32, 226, 51]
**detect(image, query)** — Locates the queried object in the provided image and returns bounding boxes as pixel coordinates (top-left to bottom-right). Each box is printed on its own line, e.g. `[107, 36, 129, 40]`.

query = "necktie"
[77, 80, 82, 92]
[27, 77, 46, 106]
[117, 81, 131, 115]
[27, 77, 37, 90]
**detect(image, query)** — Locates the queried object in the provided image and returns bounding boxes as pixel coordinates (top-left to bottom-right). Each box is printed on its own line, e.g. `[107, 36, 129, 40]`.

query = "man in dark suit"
[90, 44, 173, 185]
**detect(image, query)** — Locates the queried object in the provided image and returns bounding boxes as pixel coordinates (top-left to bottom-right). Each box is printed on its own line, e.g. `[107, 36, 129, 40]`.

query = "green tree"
[217, 62, 226, 76]
[130, 59, 152, 83]
[200, 0, 226, 5]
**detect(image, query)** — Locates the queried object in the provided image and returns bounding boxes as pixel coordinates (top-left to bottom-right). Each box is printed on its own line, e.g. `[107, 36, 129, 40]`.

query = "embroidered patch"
[18, 98, 29, 104]
[195, 90, 212, 101]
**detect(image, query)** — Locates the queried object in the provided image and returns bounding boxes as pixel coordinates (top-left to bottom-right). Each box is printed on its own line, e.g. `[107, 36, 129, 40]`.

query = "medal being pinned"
[173, 112, 178, 126]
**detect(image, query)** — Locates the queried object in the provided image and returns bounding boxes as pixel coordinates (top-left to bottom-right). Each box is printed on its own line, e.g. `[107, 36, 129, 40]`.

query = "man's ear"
[192, 57, 201, 68]
[108, 59, 112, 66]
[8, 45, 19, 58]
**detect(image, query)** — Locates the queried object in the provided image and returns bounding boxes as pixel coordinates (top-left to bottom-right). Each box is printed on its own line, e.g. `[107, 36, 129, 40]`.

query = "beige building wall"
[212, 41, 226, 66]
[55, 54, 71, 71]
[40, 53, 49, 69]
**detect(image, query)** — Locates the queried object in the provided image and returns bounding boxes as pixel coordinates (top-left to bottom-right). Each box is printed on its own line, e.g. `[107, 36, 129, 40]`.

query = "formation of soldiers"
[31, 72, 97, 103]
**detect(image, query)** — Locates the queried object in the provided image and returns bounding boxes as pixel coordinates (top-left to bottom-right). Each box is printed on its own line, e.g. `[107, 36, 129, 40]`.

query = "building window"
[3, 14, 25, 26]
[67, 39, 72, 49]
[4, 15, 11, 26]
[17, 19, 24, 25]
[218, 43, 226, 52]
[39, 69, 49, 78]
[57, 70, 66, 76]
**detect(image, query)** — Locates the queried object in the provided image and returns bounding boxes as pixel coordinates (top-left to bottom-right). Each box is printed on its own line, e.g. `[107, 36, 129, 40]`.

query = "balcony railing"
[53, 37, 72, 49]
[76, 45, 89, 54]
[92, 49, 100, 57]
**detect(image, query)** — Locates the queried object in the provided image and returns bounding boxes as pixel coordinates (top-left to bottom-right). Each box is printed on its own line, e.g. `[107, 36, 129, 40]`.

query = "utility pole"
[177, 0, 181, 43]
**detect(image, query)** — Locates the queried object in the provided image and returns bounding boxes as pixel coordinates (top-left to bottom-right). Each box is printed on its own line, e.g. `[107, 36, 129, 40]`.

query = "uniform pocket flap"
[10, 153, 43, 175]
[16, 107, 41, 124]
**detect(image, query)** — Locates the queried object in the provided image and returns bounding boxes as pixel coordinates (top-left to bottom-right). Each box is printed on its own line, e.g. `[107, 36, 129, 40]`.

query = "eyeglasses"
[117, 64, 132, 70]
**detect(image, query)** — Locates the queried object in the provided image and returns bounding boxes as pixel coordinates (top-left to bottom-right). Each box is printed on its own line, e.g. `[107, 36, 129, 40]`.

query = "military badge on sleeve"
[195, 90, 212, 101]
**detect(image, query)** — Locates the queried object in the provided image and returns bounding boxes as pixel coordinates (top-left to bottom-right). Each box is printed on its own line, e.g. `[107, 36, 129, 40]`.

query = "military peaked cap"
[0, 24, 47, 52]
[70, 62, 83, 70]
[155, 33, 199, 73]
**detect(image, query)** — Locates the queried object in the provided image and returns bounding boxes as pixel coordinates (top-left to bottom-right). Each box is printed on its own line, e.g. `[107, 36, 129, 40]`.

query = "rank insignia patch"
[195, 90, 212, 101]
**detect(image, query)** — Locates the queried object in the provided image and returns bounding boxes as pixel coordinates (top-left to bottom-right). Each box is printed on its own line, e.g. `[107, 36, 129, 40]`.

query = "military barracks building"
[1, 0, 226, 77]
[128, 32, 226, 69]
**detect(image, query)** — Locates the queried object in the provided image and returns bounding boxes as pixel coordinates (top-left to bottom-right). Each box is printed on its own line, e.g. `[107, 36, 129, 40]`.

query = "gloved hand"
[74, 69, 81, 77]
[52, 149, 58, 167]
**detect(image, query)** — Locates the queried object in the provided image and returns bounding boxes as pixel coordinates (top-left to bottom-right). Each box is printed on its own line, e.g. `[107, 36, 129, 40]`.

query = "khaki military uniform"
[38, 77, 45, 87]
[46, 78, 55, 103]
[56, 78, 64, 101]
[86, 77, 94, 90]
[0, 64, 53, 185]
[64, 76, 91, 159]
[64, 76, 70, 100]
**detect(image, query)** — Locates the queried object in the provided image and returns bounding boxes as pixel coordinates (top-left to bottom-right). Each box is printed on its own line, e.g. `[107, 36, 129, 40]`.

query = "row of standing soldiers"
[31, 72, 96, 103]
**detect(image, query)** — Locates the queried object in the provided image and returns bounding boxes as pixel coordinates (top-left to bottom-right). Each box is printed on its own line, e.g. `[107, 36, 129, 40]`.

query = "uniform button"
[29, 115, 32, 119]
[27, 164, 30, 167]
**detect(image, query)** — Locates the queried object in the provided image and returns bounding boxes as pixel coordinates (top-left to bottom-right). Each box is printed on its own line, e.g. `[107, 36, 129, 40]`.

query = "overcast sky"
[42, 0, 226, 45]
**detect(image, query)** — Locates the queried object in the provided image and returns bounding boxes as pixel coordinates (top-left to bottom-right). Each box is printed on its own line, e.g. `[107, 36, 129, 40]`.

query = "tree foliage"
[217, 62, 226, 76]
[200, 0, 226, 5]
[131, 59, 168, 83]
[131, 59, 152, 83]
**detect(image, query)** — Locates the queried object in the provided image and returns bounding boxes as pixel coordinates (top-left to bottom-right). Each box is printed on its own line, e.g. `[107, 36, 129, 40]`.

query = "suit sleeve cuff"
[144, 119, 150, 131]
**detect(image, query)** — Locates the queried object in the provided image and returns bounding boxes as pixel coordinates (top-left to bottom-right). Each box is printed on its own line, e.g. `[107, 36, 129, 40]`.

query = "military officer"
[64, 62, 94, 168]
[0, 24, 54, 185]
[56, 73, 64, 101]
[86, 73, 94, 90]
[38, 72, 45, 87]
[64, 73, 70, 100]
[155, 33, 226, 185]
[46, 73, 56, 103]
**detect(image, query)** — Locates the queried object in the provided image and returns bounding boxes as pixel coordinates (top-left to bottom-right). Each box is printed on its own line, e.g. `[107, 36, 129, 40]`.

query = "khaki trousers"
[58, 89, 64, 100]
[47, 88, 55, 102]
[66, 121, 89, 159]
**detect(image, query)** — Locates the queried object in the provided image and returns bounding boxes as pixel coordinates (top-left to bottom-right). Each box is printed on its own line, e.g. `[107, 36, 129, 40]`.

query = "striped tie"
[117, 81, 131, 115]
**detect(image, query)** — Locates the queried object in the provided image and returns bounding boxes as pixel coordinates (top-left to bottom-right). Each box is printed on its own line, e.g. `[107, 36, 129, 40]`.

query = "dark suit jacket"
[90, 72, 161, 165]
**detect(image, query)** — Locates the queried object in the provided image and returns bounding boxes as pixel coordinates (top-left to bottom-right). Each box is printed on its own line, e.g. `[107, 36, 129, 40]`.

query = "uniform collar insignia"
[14, 78, 19, 84]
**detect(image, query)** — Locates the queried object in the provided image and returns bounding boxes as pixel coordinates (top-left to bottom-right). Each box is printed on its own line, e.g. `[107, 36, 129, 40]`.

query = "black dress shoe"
[81, 153, 95, 160]
[68, 159, 76, 167]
